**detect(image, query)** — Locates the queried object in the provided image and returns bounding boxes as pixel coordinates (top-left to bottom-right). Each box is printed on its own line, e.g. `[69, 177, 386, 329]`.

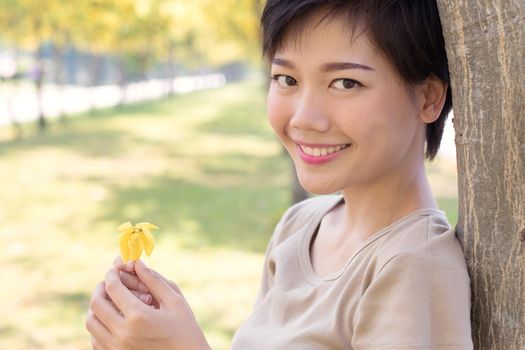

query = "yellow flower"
[118, 222, 158, 263]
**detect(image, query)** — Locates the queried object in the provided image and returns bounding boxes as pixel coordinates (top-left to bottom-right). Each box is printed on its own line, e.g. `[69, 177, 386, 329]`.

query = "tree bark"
[437, 1, 525, 348]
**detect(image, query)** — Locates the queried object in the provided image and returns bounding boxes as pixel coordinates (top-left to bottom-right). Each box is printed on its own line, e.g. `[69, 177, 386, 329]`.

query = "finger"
[135, 260, 179, 307]
[105, 266, 144, 315]
[91, 336, 109, 350]
[90, 282, 123, 334]
[114, 257, 136, 274]
[136, 260, 183, 295]
[86, 309, 113, 348]
[165, 278, 184, 295]
[113, 256, 123, 266]
[130, 289, 159, 309]
[138, 293, 153, 305]
[91, 337, 101, 350]
[130, 290, 153, 305]
[91, 337, 97, 350]
[122, 260, 136, 273]
[119, 270, 148, 293]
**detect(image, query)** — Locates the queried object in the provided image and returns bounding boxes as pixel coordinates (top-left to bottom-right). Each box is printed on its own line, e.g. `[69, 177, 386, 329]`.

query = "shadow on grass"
[0, 100, 173, 158]
[0, 324, 44, 350]
[0, 127, 133, 158]
[86, 85, 250, 121]
[0, 83, 269, 157]
[13, 290, 91, 317]
[196, 106, 270, 138]
[56, 290, 90, 304]
[0, 97, 168, 142]
[97, 168, 289, 253]
[0, 290, 87, 348]
[2, 81, 290, 252]
[0, 324, 18, 338]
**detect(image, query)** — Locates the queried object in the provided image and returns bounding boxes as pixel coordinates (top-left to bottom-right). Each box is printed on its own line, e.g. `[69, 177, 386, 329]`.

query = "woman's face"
[267, 14, 427, 195]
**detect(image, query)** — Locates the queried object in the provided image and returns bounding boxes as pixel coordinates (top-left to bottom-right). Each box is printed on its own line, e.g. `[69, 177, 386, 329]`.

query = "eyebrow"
[272, 58, 374, 72]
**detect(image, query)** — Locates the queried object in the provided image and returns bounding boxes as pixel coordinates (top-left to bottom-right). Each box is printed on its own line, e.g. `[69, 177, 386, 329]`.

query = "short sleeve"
[252, 235, 277, 308]
[252, 209, 290, 308]
[351, 253, 473, 350]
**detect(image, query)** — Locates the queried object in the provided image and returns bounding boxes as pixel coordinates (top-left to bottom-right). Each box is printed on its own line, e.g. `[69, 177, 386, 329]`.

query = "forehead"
[274, 12, 379, 65]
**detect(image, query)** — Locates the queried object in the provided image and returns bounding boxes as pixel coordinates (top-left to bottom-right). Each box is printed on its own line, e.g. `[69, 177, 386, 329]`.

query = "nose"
[289, 89, 330, 133]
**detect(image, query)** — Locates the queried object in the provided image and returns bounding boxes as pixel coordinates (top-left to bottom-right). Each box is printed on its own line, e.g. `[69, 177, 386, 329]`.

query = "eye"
[331, 78, 362, 90]
[271, 74, 298, 88]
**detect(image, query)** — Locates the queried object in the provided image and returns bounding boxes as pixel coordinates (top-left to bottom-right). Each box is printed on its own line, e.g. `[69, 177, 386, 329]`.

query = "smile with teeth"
[298, 144, 350, 157]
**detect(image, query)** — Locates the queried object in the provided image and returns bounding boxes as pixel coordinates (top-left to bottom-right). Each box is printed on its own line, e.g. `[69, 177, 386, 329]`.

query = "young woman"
[86, 1, 473, 349]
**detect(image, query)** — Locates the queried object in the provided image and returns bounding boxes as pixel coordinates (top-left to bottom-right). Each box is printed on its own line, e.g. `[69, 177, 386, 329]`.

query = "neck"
[338, 162, 437, 240]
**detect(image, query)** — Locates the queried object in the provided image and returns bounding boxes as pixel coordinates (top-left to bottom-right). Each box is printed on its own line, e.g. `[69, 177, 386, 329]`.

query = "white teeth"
[300, 144, 348, 157]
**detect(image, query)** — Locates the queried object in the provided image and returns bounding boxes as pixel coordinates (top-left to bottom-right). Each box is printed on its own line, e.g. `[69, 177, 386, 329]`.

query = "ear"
[415, 75, 448, 124]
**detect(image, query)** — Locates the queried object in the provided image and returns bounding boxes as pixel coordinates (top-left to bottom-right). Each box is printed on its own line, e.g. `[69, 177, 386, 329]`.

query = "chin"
[298, 177, 340, 196]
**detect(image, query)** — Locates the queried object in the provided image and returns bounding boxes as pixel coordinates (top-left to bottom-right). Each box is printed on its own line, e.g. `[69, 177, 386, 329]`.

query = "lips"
[295, 142, 350, 164]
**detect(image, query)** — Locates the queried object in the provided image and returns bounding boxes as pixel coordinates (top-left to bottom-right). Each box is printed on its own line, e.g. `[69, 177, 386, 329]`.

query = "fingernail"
[139, 293, 152, 304]
[126, 261, 134, 270]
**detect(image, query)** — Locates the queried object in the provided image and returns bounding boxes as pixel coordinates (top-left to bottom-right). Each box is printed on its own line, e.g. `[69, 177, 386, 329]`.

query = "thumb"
[134, 260, 174, 307]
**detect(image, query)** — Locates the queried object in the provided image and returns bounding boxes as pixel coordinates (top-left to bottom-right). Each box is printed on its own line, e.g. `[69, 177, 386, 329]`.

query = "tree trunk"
[166, 43, 176, 97]
[88, 54, 103, 114]
[117, 57, 129, 107]
[6, 47, 23, 139]
[437, 1, 525, 349]
[34, 44, 46, 130]
[51, 41, 66, 121]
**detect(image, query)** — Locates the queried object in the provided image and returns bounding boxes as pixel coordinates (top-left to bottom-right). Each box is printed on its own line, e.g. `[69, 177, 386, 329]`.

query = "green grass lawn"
[0, 79, 458, 349]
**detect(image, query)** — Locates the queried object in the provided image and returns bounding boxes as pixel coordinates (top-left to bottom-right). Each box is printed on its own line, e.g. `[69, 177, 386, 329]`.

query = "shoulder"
[374, 210, 470, 280]
[271, 194, 342, 245]
[352, 212, 472, 347]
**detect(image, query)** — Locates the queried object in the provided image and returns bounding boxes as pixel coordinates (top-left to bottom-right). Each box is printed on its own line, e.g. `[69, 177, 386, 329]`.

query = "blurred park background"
[0, 1, 459, 349]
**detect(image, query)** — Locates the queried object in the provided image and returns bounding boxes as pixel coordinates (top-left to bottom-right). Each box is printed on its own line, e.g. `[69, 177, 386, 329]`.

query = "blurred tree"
[76, 0, 132, 111]
[199, 0, 265, 64]
[197, 0, 309, 204]
[46, 0, 81, 119]
[437, 1, 525, 348]
[0, 0, 270, 132]
[0, 0, 24, 135]
[162, 0, 205, 93]
[0, 0, 54, 129]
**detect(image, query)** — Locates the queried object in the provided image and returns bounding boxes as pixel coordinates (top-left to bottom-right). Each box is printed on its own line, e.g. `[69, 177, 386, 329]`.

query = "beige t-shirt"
[231, 195, 473, 349]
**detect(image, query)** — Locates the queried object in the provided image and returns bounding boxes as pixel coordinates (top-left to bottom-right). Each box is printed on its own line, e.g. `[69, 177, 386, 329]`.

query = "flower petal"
[119, 231, 132, 263]
[140, 230, 154, 256]
[117, 221, 134, 233]
[136, 223, 159, 231]
[128, 233, 142, 261]
[117, 222, 158, 262]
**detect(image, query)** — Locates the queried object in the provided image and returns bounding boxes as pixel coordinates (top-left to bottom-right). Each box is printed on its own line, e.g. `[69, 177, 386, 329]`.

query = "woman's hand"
[85, 260, 211, 350]
[113, 258, 155, 307]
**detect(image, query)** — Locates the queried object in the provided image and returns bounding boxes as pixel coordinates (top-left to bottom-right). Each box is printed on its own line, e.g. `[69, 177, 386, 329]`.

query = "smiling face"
[267, 13, 428, 195]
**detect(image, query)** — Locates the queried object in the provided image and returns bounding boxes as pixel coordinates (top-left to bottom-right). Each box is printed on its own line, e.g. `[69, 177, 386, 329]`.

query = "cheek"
[341, 93, 419, 149]
[266, 91, 290, 136]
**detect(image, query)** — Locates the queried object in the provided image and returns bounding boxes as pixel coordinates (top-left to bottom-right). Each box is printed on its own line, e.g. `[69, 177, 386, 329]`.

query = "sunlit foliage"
[0, 0, 264, 67]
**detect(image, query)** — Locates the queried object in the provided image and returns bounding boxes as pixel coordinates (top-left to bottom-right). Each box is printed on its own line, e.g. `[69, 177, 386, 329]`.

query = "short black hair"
[261, 0, 451, 160]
